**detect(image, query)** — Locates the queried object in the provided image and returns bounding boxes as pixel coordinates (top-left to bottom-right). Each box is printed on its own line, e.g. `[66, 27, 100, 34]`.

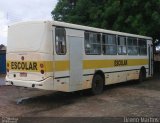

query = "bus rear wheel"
[139, 68, 146, 82]
[91, 74, 104, 95]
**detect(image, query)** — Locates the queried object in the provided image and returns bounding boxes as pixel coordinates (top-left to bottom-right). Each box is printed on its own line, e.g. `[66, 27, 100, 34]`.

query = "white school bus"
[6, 21, 153, 94]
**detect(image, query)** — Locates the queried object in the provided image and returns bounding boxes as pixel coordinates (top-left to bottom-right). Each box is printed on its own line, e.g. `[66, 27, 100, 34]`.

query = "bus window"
[138, 39, 147, 55]
[127, 37, 138, 55]
[102, 34, 117, 55]
[55, 27, 66, 55]
[84, 32, 101, 55]
[118, 36, 127, 55]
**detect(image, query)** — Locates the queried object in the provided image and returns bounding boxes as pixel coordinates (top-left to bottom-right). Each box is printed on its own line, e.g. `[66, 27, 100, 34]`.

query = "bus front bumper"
[5, 76, 54, 90]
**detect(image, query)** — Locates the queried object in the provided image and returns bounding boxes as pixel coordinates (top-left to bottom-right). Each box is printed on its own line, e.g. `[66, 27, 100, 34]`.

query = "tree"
[51, 0, 160, 41]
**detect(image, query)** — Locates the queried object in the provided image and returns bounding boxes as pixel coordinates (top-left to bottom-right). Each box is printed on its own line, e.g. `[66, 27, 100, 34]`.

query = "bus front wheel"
[91, 74, 104, 95]
[139, 68, 146, 82]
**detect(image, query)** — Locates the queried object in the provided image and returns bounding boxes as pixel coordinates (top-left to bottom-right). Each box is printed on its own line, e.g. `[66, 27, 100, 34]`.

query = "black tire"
[91, 74, 104, 95]
[139, 68, 146, 82]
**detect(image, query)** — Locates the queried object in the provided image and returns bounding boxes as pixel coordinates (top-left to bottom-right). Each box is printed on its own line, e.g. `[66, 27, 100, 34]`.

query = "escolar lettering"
[114, 60, 128, 66]
[11, 62, 38, 70]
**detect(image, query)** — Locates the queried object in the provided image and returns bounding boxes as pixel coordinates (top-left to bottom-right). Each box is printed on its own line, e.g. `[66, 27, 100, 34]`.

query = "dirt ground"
[0, 74, 160, 117]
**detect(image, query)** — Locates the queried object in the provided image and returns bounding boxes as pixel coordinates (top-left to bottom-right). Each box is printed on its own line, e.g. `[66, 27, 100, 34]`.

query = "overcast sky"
[0, 0, 57, 46]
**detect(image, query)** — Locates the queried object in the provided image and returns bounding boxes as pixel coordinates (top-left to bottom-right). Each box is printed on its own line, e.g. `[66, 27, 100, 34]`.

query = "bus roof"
[52, 21, 152, 40]
[9, 20, 152, 40]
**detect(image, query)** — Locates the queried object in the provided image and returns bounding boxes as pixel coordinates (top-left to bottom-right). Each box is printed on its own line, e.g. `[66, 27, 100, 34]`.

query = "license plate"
[20, 72, 27, 77]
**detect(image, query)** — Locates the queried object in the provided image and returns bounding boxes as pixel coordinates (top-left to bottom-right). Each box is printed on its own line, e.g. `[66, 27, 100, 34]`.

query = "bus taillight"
[41, 70, 44, 74]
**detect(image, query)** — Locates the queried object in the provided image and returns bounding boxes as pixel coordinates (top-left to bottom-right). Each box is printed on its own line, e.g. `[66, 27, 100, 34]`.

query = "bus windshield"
[7, 22, 46, 53]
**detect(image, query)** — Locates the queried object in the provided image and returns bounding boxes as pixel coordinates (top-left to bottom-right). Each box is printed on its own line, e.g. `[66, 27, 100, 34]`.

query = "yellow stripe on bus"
[83, 59, 148, 69]
[55, 61, 70, 71]
[6, 60, 69, 72]
[7, 59, 148, 72]
[7, 61, 46, 72]
[44, 61, 54, 72]
[128, 59, 148, 66]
